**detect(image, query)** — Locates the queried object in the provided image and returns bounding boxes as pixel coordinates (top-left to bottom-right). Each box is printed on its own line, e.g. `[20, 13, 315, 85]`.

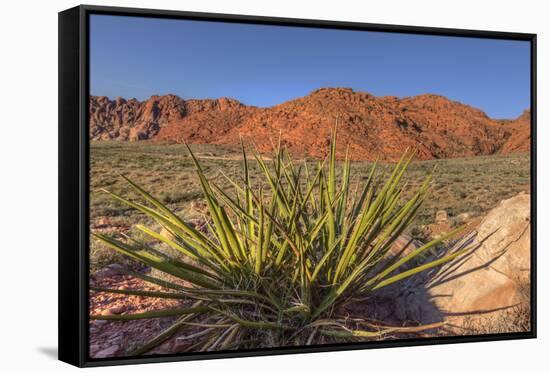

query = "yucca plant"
[91, 131, 469, 354]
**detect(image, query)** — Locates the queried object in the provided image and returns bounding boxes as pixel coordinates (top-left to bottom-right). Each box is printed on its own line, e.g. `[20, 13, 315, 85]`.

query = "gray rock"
[94, 344, 120, 358]
[93, 263, 124, 279]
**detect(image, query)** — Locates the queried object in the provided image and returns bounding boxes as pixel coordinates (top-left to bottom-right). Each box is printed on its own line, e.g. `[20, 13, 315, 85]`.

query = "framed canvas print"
[58, 5, 537, 367]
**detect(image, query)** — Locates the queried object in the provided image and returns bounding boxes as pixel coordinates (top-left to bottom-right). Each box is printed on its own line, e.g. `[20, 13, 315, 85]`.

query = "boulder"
[472, 193, 530, 283]
[430, 194, 530, 316]
[371, 193, 531, 333]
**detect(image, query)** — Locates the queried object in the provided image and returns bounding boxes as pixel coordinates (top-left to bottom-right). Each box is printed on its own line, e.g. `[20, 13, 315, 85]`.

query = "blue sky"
[90, 15, 530, 119]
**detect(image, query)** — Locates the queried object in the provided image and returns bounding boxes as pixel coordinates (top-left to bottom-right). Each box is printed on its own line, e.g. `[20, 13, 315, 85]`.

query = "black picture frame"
[59, 4, 537, 368]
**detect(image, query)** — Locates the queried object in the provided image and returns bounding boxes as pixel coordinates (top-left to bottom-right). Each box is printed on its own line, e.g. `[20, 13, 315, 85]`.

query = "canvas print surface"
[88, 14, 532, 359]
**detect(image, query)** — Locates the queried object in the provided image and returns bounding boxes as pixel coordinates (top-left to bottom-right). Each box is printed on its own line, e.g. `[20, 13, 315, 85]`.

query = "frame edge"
[58, 4, 537, 367]
[58, 5, 85, 368]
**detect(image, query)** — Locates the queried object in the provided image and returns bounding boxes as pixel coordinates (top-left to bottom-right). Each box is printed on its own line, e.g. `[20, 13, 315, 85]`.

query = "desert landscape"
[88, 88, 531, 358]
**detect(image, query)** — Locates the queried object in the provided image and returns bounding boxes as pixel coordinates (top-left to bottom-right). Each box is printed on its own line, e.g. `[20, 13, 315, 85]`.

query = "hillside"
[89, 88, 530, 160]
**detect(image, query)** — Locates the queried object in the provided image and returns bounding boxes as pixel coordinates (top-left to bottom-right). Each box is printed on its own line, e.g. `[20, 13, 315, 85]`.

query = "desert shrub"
[91, 131, 468, 354]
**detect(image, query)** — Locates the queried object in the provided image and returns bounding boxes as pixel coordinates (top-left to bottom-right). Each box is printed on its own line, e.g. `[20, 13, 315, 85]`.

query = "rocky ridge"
[90, 88, 531, 161]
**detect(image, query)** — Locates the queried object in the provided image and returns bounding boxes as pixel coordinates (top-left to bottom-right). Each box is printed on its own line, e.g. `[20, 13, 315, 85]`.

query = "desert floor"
[88, 141, 531, 358]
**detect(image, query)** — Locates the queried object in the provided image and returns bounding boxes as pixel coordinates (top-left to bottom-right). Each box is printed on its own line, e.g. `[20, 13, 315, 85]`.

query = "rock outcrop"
[90, 88, 531, 161]
[89, 94, 244, 142]
[499, 110, 532, 154]
[370, 193, 531, 333]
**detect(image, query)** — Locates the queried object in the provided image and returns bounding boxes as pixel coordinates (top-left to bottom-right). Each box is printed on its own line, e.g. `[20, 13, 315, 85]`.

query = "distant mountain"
[497, 109, 531, 154]
[89, 88, 530, 161]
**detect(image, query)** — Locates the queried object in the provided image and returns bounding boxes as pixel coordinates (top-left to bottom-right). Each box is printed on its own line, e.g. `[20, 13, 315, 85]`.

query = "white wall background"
[0, 0, 547, 371]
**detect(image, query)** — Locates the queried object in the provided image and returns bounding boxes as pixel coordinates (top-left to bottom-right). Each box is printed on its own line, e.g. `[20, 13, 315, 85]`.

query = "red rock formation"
[498, 110, 531, 154]
[90, 88, 531, 160]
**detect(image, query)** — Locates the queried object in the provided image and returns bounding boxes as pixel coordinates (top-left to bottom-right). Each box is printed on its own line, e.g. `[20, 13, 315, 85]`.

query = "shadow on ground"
[37, 346, 58, 360]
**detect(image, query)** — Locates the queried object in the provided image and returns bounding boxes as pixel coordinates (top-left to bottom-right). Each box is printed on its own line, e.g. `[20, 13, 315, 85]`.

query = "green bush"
[91, 131, 468, 354]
